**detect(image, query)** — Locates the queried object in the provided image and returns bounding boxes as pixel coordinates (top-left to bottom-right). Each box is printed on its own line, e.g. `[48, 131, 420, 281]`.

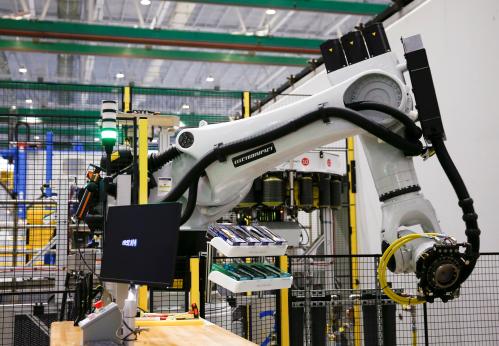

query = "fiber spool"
[299, 176, 314, 209]
[238, 186, 257, 208]
[262, 176, 284, 207]
[331, 179, 342, 209]
[318, 175, 331, 207]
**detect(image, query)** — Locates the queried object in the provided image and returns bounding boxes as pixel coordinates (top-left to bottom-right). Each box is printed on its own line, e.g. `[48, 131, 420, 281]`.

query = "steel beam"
[171, 0, 389, 15]
[0, 39, 310, 66]
[0, 18, 322, 54]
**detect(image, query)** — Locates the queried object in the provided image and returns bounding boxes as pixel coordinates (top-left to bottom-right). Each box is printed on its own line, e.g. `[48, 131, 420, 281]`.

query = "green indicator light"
[101, 129, 117, 140]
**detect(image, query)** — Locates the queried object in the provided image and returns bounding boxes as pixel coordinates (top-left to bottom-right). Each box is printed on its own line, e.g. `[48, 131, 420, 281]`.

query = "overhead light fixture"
[94, 137, 100, 142]
[245, 32, 254, 36]
[206, 75, 215, 82]
[25, 99, 32, 104]
[115, 72, 125, 79]
[265, 9, 276, 15]
[181, 104, 190, 110]
[18, 67, 27, 74]
[34, 135, 40, 140]
[21, 117, 40, 124]
[140, 0, 151, 5]
[10, 105, 16, 110]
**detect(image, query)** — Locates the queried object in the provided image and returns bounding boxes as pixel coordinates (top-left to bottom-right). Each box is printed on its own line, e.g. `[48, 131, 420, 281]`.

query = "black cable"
[148, 145, 181, 173]
[179, 176, 199, 225]
[431, 138, 480, 256]
[162, 106, 423, 205]
[346, 101, 423, 140]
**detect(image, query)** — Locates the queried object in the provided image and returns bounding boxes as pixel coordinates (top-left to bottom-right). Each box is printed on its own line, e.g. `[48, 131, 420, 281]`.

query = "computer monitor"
[100, 203, 181, 287]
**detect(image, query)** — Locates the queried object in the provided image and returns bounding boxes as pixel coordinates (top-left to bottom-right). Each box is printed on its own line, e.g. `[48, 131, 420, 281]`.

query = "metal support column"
[279, 255, 290, 346]
[137, 117, 149, 311]
[348, 137, 360, 346]
[242, 91, 251, 118]
[189, 257, 200, 309]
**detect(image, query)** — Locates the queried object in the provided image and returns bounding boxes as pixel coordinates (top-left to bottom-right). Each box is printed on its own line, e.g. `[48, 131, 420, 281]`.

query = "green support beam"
[172, 0, 389, 15]
[0, 39, 310, 66]
[0, 18, 323, 54]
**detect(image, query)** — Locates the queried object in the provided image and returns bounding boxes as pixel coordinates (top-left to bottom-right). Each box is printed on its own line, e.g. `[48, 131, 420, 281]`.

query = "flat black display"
[100, 203, 181, 286]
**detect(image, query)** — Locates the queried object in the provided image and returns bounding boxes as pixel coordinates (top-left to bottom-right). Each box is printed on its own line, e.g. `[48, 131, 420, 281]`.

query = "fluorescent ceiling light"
[140, 0, 151, 5]
[18, 67, 27, 74]
[25, 99, 32, 104]
[21, 117, 40, 124]
[34, 135, 40, 140]
[206, 76, 215, 82]
[116, 72, 125, 79]
[266, 9, 276, 15]
[94, 137, 100, 142]
[10, 105, 16, 110]
[181, 104, 190, 110]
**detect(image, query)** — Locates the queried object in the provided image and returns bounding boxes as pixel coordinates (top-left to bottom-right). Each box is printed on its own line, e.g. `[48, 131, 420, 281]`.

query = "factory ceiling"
[0, 0, 390, 91]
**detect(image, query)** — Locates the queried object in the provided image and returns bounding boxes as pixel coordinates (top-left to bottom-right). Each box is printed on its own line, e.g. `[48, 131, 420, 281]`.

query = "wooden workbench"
[51, 320, 257, 346]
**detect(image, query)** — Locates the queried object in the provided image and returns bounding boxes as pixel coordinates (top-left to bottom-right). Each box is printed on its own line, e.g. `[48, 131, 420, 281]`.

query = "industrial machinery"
[79, 23, 480, 306]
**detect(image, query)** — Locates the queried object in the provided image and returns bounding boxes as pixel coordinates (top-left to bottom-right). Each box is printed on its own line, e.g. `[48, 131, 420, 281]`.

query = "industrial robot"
[80, 23, 481, 305]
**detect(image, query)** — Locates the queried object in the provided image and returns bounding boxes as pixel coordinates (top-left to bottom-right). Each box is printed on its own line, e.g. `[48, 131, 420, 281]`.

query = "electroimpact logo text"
[121, 238, 138, 247]
[232, 143, 276, 167]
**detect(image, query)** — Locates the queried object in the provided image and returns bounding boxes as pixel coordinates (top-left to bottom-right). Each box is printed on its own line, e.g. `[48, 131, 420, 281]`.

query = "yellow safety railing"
[137, 117, 149, 311]
[347, 137, 360, 346]
[190, 257, 200, 309]
[279, 255, 290, 346]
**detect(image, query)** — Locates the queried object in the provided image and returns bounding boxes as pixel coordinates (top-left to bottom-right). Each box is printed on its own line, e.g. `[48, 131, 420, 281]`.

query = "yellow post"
[279, 255, 290, 346]
[138, 117, 148, 311]
[189, 257, 200, 309]
[347, 137, 360, 346]
[123, 86, 131, 112]
[243, 91, 251, 118]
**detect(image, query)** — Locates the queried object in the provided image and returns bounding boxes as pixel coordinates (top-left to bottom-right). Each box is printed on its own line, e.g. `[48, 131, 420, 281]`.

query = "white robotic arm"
[148, 28, 480, 303]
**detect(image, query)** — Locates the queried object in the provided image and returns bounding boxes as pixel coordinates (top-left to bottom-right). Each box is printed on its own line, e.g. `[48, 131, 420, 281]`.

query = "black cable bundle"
[162, 106, 424, 207]
[148, 145, 181, 173]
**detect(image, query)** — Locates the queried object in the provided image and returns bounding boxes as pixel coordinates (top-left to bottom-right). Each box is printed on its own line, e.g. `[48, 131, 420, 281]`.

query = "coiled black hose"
[162, 106, 424, 206]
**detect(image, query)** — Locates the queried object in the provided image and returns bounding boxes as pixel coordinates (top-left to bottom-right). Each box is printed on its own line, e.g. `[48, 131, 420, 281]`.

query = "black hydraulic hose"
[179, 176, 199, 225]
[431, 138, 480, 257]
[148, 146, 181, 173]
[162, 107, 424, 204]
[346, 101, 423, 140]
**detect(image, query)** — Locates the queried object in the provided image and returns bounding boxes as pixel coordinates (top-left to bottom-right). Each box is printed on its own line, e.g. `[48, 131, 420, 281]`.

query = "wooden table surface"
[51, 320, 257, 346]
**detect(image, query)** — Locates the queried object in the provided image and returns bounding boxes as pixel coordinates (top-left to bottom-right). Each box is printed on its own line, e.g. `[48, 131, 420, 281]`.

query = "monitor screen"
[100, 203, 181, 286]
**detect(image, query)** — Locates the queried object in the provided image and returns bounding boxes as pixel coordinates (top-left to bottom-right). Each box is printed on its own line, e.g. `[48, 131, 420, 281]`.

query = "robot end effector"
[378, 34, 481, 303]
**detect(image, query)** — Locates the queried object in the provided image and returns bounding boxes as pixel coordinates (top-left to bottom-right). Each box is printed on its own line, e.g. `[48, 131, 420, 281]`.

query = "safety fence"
[150, 253, 499, 346]
[286, 253, 499, 346]
[0, 80, 268, 127]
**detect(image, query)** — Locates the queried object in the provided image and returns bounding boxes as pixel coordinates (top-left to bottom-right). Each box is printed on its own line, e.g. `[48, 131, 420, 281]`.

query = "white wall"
[356, 0, 499, 253]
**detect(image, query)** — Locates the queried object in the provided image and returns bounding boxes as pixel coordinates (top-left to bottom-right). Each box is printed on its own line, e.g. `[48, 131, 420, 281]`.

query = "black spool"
[318, 174, 331, 207]
[262, 176, 284, 207]
[299, 176, 314, 209]
[331, 179, 342, 209]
